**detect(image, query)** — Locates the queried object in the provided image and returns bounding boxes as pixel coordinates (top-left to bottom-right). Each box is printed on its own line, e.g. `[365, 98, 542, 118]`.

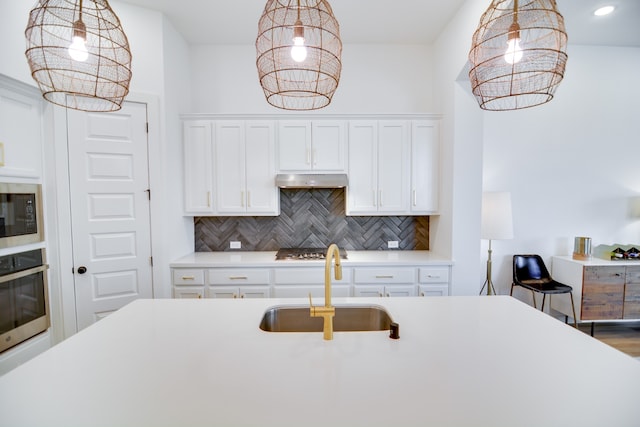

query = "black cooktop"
[275, 247, 348, 260]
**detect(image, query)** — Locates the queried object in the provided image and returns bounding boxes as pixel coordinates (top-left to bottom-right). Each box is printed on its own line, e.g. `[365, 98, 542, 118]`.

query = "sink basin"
[259, 305, 393, 332]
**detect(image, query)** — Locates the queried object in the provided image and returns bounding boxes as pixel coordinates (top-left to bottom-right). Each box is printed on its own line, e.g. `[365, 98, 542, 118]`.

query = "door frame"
[48, 93, 163, 339]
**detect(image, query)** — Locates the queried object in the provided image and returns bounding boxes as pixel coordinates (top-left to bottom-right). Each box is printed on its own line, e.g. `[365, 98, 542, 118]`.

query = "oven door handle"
[0, 263, 49, 284]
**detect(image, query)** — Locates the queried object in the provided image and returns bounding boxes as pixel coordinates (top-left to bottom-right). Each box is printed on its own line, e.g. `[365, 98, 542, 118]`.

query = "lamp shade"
[25, 0, 132, 112]
[468, 0, 568, 111]
[256, 0, 342, 110]
[481, 191, 514, 240]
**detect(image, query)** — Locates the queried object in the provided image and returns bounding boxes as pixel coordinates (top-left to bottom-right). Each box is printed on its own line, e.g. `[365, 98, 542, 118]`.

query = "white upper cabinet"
[215, 121, 279, 216]
[183, 120, 278, 216]
[0, 77, 43, 180]
[277, 120, 347, 172]
[347, 120, 410, 215]
[410, 120, 440, 214]
[184, 120, 214, 214]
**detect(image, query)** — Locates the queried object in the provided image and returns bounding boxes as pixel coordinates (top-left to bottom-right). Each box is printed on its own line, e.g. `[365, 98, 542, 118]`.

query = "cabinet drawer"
[581, 266, 625, 320]
[173, 269, 205, 285]
[353, 268, 415, 284]
[207, 269, 270, 285]
[418, 267, 449, 284]
[274, 268, 351, 285]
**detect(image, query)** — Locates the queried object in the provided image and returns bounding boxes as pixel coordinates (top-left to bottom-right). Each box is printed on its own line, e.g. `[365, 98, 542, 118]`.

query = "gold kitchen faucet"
[309, 243, 342, 340]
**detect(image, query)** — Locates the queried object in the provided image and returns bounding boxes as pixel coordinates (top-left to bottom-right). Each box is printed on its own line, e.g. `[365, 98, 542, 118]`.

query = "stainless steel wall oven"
[0, 183, 44, 248]
[0, 249, 49, 353]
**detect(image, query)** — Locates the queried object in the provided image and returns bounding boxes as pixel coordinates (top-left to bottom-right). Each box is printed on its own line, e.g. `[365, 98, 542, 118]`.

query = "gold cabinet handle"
[181, 275, 195, 280]
[229, 276, 248, 280]
[207, 191, 211, 208]
[413, 190, 417, 206]
[375, 275, 394, 279]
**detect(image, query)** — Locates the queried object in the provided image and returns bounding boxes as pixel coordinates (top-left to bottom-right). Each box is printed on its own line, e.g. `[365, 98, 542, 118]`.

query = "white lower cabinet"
[208, 286, 270, 299]
[417, 267, 450, 297]
[272, 285, 351, 299]
[353, 284, 417, 297]
[272, 267, 352, 300]
[353, 267, 418, 297]
[174, 287, 205, 299]
[207, 269, 271, 298]
[172, 269, 205, 298]
[172, 262, 450, 299]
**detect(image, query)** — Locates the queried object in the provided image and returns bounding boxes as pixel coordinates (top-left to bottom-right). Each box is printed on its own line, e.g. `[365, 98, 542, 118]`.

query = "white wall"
[189, 44, 434, 113]
[433, 1, 488, 295]
[483, 45, 640, 297]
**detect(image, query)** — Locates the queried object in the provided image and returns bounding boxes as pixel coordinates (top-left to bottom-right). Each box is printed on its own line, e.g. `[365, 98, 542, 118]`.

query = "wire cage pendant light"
[468, 0, 568, 111]
[256, 0, 342, 111]
[25, 0, 132, 112]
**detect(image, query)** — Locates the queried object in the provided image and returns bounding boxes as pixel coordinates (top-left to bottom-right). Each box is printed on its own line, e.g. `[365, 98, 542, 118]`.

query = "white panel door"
[67, 102, 153, 330]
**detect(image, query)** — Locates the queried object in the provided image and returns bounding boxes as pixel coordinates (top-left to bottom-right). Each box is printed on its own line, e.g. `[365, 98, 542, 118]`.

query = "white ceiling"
[118, 0, 640, 47]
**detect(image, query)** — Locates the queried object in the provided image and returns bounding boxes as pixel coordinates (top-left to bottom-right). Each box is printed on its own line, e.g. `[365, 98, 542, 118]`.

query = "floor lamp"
[480, 192, 514, 295]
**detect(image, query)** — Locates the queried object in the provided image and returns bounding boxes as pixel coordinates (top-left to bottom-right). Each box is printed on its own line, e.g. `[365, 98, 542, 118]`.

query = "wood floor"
[577, 322, 640, 358]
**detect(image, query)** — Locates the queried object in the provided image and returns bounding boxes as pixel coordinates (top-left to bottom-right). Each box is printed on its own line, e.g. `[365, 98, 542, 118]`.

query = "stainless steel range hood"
[275, 174, 348, 189]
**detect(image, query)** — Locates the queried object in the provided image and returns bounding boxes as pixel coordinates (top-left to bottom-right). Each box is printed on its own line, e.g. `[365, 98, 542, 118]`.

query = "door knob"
[77, 266, 87, 274]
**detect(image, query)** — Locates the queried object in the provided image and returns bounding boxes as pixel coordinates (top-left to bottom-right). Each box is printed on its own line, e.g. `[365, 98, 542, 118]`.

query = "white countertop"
[170, 250, 452, 267]
[1, 296, 639, 426]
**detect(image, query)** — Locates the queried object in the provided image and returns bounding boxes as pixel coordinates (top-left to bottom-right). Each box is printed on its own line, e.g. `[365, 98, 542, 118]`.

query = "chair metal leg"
[530, 291, 537, 309]
[569, 292, 578, 328]
[510, 283, 514, 296]
[541, 294, 546, 312]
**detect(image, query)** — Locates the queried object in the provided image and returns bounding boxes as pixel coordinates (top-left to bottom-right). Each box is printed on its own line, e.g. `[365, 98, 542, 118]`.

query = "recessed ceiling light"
[594, 5, 615, 16]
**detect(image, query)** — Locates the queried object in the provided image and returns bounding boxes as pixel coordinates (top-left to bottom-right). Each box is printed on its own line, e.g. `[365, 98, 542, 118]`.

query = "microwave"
[0, 183, 44, 248]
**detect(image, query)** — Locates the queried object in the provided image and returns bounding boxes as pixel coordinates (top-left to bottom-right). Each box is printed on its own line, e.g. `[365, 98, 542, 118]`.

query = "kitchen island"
[1, 296, 639, 426]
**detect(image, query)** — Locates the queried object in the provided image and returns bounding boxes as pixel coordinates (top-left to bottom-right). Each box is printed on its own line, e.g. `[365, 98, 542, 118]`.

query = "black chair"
[511, 254, 577, 327]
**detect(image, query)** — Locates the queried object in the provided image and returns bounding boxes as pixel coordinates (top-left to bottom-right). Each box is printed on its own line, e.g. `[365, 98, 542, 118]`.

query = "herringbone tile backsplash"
[195, 189, 429, 251]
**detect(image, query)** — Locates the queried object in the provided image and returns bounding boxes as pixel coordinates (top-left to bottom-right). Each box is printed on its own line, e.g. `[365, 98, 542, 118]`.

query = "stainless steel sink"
[259, 305, 393, 332]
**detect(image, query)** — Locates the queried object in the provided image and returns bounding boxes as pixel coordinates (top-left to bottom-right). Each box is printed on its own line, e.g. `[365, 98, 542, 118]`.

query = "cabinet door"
[418, 284, 448, 297]
[353, 285, 385, 297]
[411, 120, 439, 213]
[623, 266, 640, 319]
[277, 121, 312, 171]
[311, 121, 347, 171]
[346, 121, 378, 214]
[209, 286, 241, 298]
[239, 286, 270, 298]
[215, 121, 245, 213]
[173, 287, 204, 299]
[385, 285, 417, 297]
[377, 121, 409, 213]
[183, 121, 214, 214]
[582, 266, 625, 320]
[245, 121, 278, 214]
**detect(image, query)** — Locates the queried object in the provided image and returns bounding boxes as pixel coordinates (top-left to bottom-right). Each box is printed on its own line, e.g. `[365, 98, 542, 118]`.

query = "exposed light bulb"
[69, 20, 88, 62]
[69, 36, 88, 62]
[290, 19, 307, 63]
[504, 37, 523, 64]
[504, 21, 522, 64]
[291, 37, 307, 62]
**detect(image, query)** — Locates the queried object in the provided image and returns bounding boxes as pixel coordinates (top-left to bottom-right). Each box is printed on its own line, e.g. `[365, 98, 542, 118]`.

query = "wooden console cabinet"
[551, 256, 640, 322]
